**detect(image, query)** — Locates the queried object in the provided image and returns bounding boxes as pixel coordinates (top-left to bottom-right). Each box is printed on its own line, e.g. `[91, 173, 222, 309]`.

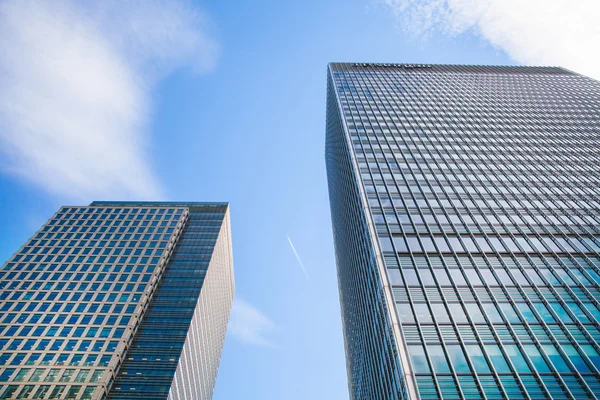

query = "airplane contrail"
[287, 235, 310, 281]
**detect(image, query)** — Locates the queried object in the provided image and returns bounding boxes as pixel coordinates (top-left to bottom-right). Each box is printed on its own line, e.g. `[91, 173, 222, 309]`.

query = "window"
[429, 345, 451, 373]
[433, 269, 451, 286]
[431, 304, 450, 323]
[516, 303, 538, 323]
[542, 344, 571, 373]
[466, 344, 491, 372]
[504, 345, 530, 373]
[447, 345, 471, 373]
[449, 269, 467, 286]
[485, 344, 511, 373]
[447, 303, 468, 323]
[563, 345, 590, 373]
[408, 345, 431, 373]
[464, 270, 482, 285]
[465, 303, 485, 323]
[414, 304, 432, 323]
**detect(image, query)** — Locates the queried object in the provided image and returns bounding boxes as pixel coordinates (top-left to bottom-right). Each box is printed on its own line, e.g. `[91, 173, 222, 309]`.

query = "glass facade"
[0, 202, 234, 399]
[326, 63, 600, 399]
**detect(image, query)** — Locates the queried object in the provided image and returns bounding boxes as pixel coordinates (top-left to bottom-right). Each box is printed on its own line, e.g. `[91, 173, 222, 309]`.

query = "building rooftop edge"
[328, 62, 572, 75]
[89, 201, 229, 207]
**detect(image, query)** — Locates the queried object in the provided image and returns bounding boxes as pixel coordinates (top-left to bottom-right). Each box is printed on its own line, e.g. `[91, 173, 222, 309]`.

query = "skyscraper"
[0, 202, 234, 400]
[326, 63, 600, 399]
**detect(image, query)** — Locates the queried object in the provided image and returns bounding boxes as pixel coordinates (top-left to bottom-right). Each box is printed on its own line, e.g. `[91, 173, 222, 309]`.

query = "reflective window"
[465, 303, 485, 323]
[408, 345, 431, 373]
[523, 345, 550, 372]
[466, 344, 491, 373]
[563, 344, 590, 373]
[431, 304, 450, 323]
[504, 345, 531, 373]
[429, 345, 451, 373]
[414, 304, 432, 323]
[447, 345, 471, 373]
[485, 344, 511, 373]
[542, 344, 571, 373]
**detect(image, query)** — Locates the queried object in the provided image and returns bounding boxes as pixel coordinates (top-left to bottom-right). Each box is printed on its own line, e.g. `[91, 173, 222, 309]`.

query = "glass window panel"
[388, 268, 403, 286]
[408, 345, 431, 373]
[449, 269, 467, 286]
[485, 344, 511, 373]
[571, 269, 591, 285]
[421, 237, 437, 253]
[447, 345, 471, 373]
[585, 269, 600, 285]
[494, 269, 511, 285]
[510, 269, 528, 285]
[397, 303, 414, 323]
[528, 237, 546, 252]
[407, 237, 422, 252]
[466, 344, 491, 373]
[433, 237, 450, 252]
[563, 344, 590, 373]
[565, 303, 590, 323]
[448, 303, 468, 323]
[539, 268, 559, 285]
[482, 303, 503, 323]
[465, 303, 485, 323]
[429, 345, 451, 373]
[488, 237, 506, 252]
[433, 269, 451, 286]
[555, 269, 575, 285]
[419, 269, 436, 286]
[523, 345, 550, 372]
[462, 237, 478, 252]
[515, 237, 533, 252]
[500, 303, 520, 323]
[524, 269, 544, 285]
[392, 236, 408, 252]
[583, 238, 600, 252]
[480, 269, 498, 286]
[414, 304, 432, 323]
[448, 237, 464, 252]
[404, 269, 419, 286]
[581, 345, 600, 370]
[533, 303, 555, 323]
[464, 270, 482, 285]
[504, 345, 531, 373]
[474, 236, 492, 252]
[516, 303, 538, 323]
[431, 303, 450, 323]
[379, 237, 393, 252]
[548, 302, 573, 323]
[542, 344, 571, 373]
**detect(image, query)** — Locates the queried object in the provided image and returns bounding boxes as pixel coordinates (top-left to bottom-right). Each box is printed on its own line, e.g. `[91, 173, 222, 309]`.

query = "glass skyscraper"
[0, 201, 234, 399]
[326, 63, 600, 399]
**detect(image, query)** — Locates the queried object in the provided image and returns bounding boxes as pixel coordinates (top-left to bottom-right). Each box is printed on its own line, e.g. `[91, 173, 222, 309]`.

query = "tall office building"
[326, 63, 600, 399]
[0, 202, 234, 400]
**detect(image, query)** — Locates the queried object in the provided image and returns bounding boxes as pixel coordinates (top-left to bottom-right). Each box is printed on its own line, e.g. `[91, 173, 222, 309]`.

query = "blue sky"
[0, 0, 597, 399]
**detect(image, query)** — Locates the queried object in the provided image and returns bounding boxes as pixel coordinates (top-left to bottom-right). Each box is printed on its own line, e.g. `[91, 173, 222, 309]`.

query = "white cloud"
[228, 297, 278, 348]
[381, 0, 600, 80]
[0, 0, 218, 200]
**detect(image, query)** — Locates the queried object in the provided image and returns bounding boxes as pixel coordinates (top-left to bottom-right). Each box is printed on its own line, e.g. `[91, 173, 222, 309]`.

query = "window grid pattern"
[327, 71, 408, 399]
[106, 204, 229, 400]
[328, 62, 600, 399]
[0, 206, 186, 399]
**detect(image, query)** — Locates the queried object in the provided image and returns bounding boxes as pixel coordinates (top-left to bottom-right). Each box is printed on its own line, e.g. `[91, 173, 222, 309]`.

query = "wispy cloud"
[228, 297, 278, 348]
[0, 0, 218, 200]
[287, 235, 310, 281]
[381, 0, 600, 80]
